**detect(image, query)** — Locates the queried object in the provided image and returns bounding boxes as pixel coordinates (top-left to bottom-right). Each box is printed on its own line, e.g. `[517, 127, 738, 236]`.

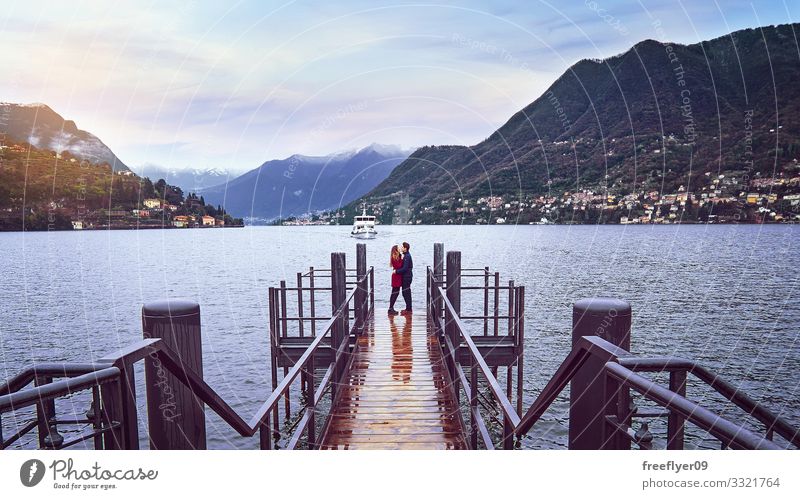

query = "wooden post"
[309, 267, 316, 336]
[445, 251, 461, 399]
[99, 376, 125, 449]
[259, 421, 272, 450]
[297, 272, 304, 337]
[369, 267, 374, 312]
[142, 299, 206, 449]
[515, 286, 525, 417]
[114, 363, 139, 450]
[280, 280, 288, 338]
[297, 272, 306, 393]
[495, 279, 513, 379]
[331, 252, 347, 393]
[96, 350, 141, 450]
[506, 364, 513, 404]
[667, 370, 687, 449]
[568, 297, 631, 450]
[493, 272, 500, 336]
[356, 243, 367, 334]
[433, 243, 444, 321]
[306, 356, 316, 446]
[426, 265, 431, 317]
[90, 386, 102, 449]
[426, 267, 433, 319]
[507, 280, 514, 338]
[280, 280, 290, 420]
[483, 267, 489, 336]
[34, 375, 63, 449]
[268, 287, 280, 437]
[470, 360, 478, 449]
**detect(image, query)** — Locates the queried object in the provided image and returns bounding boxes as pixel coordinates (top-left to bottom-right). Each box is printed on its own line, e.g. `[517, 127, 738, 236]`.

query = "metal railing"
[0, 364, 121, 449]
[0, 250, 374, 451]
[427, 265, 523, 449]
[266, 245, 374, 446]
[426, 252, 799, 450]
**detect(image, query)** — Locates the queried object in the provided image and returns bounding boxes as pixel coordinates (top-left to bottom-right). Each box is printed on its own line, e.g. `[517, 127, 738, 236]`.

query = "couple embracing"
[388, 242, 413, 315]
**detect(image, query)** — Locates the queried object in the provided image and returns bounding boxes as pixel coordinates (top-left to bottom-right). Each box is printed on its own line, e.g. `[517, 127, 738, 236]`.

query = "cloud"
[0, 0, 796, 171]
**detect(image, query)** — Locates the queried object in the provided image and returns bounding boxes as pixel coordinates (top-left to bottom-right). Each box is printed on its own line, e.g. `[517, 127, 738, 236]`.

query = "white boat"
[350, 206, 377, 239]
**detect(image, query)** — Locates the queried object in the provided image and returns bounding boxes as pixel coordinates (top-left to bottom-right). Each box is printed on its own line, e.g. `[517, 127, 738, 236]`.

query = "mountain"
[199, 144, 412, 221]
[351, 23, 800, 222]
[133, 165, 233, 192]
[0, 103, 130, 172]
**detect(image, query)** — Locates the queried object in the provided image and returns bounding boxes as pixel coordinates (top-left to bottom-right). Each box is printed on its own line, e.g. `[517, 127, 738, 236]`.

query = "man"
[394, 241, 413, 314]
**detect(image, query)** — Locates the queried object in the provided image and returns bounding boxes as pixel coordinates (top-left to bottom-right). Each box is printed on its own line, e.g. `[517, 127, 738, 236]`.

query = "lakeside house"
[173, 215, 189, 228]
[201, 215, 215, 226]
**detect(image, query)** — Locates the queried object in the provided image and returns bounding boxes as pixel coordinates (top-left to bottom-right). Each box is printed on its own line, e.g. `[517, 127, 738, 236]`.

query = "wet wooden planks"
[319, 313, 466, 450]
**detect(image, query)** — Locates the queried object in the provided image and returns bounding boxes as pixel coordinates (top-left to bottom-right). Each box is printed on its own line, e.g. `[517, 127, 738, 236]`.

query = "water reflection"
[390, 314, 413, 383]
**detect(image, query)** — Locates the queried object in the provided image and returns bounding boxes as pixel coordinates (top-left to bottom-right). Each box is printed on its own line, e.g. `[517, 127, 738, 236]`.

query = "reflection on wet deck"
[319, 313, 466, 450]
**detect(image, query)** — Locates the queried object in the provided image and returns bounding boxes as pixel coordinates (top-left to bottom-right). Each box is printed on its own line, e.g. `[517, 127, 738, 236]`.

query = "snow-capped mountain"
[133, 165, 233, 192]
[199, 143, 413, 221]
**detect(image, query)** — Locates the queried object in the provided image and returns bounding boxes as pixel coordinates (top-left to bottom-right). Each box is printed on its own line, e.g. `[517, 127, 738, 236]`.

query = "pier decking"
[320, 314, 466, 449]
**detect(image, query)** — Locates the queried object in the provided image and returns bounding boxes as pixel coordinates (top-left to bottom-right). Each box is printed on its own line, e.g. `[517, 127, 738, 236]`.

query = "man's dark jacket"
[397, 252, 413, 282]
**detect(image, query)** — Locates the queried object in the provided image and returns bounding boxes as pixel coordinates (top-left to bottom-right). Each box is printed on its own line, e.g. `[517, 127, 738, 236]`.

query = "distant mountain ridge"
[200, 144, 412, 221]
[351, 23, 800, 219]
[133, 165, 234, 192]
[0, 103, 130, 172]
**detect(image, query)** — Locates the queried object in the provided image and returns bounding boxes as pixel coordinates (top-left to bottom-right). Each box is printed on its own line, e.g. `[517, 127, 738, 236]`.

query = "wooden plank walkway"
[319, 313, 467, 449]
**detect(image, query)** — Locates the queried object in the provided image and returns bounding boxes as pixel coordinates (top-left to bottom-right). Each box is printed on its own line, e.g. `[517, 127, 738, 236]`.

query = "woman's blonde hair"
[390, 244, 401, 265]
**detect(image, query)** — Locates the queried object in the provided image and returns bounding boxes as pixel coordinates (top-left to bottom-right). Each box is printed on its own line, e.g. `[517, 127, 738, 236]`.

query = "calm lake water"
[1, 224, 798, 449]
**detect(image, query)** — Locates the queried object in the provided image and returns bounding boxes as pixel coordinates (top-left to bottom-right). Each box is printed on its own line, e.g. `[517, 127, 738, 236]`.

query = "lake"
[1, 224, 798, 449]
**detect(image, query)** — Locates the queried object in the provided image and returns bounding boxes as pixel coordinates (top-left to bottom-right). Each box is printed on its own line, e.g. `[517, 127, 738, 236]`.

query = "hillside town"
[67, 191, 244, 230]
[0, 142, 245, 231]
[282, 165, 800, 226]
[62, 183, 245, 230]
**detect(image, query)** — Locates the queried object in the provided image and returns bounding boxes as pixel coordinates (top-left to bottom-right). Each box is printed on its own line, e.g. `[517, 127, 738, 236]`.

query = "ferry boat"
[350, 206, 377, 239]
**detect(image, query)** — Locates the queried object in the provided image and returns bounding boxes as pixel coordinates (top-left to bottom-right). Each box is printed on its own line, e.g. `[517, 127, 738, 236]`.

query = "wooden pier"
[319, 313, 466, 449]
[2, 242, 798, 451]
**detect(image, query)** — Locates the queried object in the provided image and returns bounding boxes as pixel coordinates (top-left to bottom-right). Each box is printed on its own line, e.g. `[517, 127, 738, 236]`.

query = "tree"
[141, 177, 155, 199]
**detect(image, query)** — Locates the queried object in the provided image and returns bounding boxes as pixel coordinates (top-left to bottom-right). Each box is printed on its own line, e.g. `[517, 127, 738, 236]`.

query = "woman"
[388, 244, 403, 315]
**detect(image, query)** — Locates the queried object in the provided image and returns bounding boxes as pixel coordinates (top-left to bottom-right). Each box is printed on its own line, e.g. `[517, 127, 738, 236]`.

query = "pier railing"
[0, 364, 122, 449]
[266, 244, 374, 446]
[426, 245, 525, 449]
[426, 247, 799, 450]
[0, 245, 374, 450]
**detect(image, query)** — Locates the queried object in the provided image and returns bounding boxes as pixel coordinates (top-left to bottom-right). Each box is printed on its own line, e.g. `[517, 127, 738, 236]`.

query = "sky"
[1, 0, 798, 174]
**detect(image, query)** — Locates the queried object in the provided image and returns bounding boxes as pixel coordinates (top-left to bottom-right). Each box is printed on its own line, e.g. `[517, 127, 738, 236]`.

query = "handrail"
[0, 272, 369, 450]
[0, 363, 111, 396]
[605, 362, 780, 450]
[0, 367, 120, 412]
[428, 266, 521, 448]
[436, 290, 520, 428]
[618, 356, 800, 447]
[148, 279, 362, 441]
[515, 336, 629, 436]
[427, 266, 797, 450]
[513, 335, 798, 450]
[252, 284, 358, 429]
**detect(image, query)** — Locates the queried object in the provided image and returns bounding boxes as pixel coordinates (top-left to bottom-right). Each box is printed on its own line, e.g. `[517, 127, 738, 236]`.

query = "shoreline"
[0, 224, 245, 233]
[1, 221, 795, 232]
